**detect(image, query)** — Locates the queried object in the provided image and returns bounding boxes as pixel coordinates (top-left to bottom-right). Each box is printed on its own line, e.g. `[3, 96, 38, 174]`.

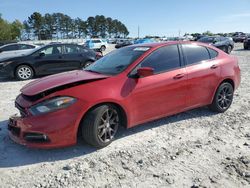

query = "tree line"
[23, 12, 129, 40]
[0, 14, 23, 41]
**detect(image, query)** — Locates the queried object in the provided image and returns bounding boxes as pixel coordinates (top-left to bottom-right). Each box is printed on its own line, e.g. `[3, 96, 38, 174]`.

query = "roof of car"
[0, 43, 36, 48]
[129, 41, 220, 52]
[132, 41, 203, 48]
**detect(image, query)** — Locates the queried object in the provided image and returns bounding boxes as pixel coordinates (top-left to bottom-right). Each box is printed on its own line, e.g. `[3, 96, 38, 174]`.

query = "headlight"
[29, 96, 77, 116]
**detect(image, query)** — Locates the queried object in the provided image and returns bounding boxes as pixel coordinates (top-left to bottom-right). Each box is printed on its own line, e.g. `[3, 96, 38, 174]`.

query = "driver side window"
[131, 45, 181, 75]
[38, 46, 62, 56]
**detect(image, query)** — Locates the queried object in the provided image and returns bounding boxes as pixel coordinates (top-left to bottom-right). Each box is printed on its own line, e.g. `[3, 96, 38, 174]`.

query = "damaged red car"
[8, 41, 241, 148]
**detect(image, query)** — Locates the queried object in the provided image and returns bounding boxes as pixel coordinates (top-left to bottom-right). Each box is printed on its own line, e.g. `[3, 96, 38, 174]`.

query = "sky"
[0, 0, 250, 37]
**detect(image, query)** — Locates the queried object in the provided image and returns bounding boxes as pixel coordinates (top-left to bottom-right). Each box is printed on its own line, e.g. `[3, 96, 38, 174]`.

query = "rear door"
[127, 45, 188, 126]
[32, 45, 65, 75]
[182, 44, 221, 108]
[61, 44, 85, 70]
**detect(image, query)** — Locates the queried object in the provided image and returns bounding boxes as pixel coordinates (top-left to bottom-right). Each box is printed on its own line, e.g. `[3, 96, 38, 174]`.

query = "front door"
[126, 45, 188, 127]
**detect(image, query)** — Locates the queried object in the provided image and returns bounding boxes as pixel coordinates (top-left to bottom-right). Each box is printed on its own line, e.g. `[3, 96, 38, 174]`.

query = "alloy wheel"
[97, 108, 119, 143]
[217, 85, 233, 109]
[17, 67, 32, 80]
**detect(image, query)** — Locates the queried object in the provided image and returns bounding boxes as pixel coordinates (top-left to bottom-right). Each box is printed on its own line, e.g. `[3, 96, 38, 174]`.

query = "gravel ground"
[0, 43, 249, 188]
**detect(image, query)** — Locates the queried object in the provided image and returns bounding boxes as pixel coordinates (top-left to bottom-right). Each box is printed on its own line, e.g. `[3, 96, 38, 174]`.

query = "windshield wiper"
[84, 69, 102, 74]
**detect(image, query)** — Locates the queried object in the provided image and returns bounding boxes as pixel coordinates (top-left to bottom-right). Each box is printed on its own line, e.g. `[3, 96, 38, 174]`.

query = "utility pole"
[138, 25, 140, 39]
[178, 29, 181, 38]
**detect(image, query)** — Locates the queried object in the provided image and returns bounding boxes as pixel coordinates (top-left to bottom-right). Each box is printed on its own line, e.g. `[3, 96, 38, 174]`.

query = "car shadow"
[0, 76, 41, 83]
[233, 49, 248, 52]
[0, 77, 17, 82]
[0, 107, 217, 168]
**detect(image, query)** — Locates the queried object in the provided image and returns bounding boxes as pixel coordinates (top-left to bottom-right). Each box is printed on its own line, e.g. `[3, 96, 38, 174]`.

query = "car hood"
[21, 70, 110, 96]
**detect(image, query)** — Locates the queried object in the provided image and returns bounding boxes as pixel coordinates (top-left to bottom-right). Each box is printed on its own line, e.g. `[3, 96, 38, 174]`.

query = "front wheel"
[81, 105, 120, 148]
[209, 82, 234, 113]
[15, 65, 34, 80]
[83, 61, 93, 69]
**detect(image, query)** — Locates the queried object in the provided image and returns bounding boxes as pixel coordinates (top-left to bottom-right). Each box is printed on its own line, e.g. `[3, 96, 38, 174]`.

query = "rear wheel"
[100, 45, 106, 52]
[209, 82, 234, 113]
[15, 65, 34, 80]
[226, 45, 232, 54]
[81, 105, 120, 148]
[221, 46, 227, 53]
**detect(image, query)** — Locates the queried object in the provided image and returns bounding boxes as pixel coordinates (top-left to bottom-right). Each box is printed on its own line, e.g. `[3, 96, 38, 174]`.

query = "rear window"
[182, 44, 210, 65]
[207, 48, 218, 59]
[1, 44, 19, 51]
[19, 44, 35, 50]
[198, 37, 215, 43]
[92, 40, 101, 43]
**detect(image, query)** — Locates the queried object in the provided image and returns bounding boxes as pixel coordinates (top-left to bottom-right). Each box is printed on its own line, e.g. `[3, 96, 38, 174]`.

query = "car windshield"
[198, 37, 215, 43]
[85, 46, 150, 75]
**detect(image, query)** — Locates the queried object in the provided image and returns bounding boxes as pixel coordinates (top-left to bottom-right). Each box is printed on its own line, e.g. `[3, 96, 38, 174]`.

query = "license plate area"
[8, 116, 21, 137]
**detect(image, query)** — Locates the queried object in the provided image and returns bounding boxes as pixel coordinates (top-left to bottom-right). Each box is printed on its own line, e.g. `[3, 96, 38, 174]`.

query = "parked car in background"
[107, 38, 117, 44]
[243, 34, 250, 50]
[198, 36, 234, 54]
[0, 43, 101, 80]
[8, 41, 240, 148]
[0, 43, 37, 53]
[233, 33, 247, 43]
[134, 38, 156, 44]
[0, 43, 38, 59]
[85, 39, 108, 52]
[115, 40, 134, 48]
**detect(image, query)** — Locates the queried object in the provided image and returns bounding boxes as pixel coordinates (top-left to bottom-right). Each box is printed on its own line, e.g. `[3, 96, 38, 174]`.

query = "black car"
[233, 33, 247, 43]
[0, 43, 101, 80]
[243, 34, 250, 50]
[198, 36, 234, 54]
[115, 40, 133, 49]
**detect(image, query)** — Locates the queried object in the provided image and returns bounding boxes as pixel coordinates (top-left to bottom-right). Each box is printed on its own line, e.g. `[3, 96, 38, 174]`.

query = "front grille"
[23, 133, 50, 143]
[15, 102, 28, 117]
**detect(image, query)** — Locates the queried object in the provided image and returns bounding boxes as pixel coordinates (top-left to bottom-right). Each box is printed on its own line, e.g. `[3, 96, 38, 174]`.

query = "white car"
[85, 39, 108, 51]
[0, 43, 38, 59]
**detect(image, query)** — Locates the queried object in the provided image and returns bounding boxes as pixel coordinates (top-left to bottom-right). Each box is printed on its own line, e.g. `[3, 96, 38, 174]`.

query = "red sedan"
[8, 41, 241, 148]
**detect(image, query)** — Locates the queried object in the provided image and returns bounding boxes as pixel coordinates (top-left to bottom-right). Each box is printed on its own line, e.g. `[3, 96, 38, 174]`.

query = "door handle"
[58, 55, 63, 59]
[210, 64, 218, 69]
[173, 73, 185, 79]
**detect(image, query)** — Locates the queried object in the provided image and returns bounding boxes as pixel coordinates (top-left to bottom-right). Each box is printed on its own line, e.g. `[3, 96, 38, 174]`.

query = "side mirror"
[39, 52, 45, 57]
[137, 67, 154, 77]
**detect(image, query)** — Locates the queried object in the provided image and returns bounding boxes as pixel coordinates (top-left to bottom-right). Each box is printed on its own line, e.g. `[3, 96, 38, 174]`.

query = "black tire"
[81, 104, 120, 148]
[221, 46, 227, 53]
[83, 61, 93, 69]
[15, 65, 34, 80]
[209, 82, 234, 113]
[244, 45, 248, 50]
[100, 45, 106, 52]
[226, 45, 232, 54]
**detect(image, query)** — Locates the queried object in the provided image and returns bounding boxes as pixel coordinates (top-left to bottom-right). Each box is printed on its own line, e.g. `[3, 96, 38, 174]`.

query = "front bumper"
[8, 99, 87, 149]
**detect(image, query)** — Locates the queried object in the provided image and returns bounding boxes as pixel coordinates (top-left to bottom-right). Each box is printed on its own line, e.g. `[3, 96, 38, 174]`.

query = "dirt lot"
[0, 43, 249, 188]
